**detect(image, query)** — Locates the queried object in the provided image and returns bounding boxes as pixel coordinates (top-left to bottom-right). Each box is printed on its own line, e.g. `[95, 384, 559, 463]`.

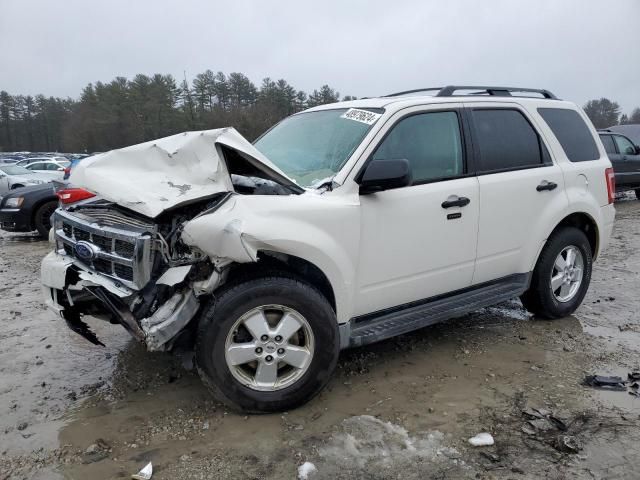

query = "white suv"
[42, 85, 615, 412]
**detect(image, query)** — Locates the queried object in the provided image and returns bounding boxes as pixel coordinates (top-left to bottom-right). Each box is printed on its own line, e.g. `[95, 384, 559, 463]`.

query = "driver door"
[613, 134, 640, 187]
[353, 105, 479, 317]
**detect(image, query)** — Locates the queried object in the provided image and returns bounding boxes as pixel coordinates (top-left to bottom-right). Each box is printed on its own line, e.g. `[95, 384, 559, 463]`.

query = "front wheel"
[34, 200, 58, 238]
[196, 275, 339, 412]
[521, 227, 593, 319]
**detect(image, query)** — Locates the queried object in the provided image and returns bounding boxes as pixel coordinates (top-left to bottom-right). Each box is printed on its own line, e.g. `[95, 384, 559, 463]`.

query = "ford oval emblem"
[74, 241, 97, 262]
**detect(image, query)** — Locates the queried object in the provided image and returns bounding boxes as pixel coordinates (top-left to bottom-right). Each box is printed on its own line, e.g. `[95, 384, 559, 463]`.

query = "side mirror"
[357, 159, 412, 195]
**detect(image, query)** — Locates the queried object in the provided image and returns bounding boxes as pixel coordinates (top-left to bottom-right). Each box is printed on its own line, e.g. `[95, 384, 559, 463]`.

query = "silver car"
[0, 164, 50, 194]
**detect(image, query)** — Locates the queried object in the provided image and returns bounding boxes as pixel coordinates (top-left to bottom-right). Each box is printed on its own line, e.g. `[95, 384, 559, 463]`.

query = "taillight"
[605, 167, 615, 204]
[56, 188, 96, 204]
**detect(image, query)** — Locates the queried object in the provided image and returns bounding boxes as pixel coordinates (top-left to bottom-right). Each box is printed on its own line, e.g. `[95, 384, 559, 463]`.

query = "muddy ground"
[1, 199, 639, 480]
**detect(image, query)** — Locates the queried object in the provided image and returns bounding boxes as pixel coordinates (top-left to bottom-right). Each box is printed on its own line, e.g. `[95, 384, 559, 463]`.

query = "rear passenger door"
[467, 105, 568, 284]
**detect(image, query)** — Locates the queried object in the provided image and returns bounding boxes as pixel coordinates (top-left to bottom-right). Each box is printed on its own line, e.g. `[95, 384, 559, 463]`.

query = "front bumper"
[41, 251, 203, 351]
[0, 207, 31, 232]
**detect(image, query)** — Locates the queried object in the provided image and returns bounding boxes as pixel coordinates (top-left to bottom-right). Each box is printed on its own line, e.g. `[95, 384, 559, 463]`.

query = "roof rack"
[385, 85, 558, 100]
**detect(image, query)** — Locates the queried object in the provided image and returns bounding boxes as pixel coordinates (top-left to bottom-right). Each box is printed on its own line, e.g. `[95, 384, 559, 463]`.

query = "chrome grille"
[53, 209, 154, 289]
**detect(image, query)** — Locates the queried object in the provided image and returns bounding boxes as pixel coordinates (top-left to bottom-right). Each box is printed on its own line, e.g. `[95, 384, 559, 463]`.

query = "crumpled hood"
[70, 128, 300, 218]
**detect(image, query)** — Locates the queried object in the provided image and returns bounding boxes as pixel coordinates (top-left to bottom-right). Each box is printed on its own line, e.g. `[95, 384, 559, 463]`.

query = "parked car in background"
[42, 85, 615, 412]
[0, 183, 58, 237]
[16, 155, 66, 165]
[22, 159, 70, 180]
[63, 156, 89, 180]
[607, 124, 640, 145]
[0, 164, 50, 194]
[0, 155, 25, 163]
[598, 130, 640, 199]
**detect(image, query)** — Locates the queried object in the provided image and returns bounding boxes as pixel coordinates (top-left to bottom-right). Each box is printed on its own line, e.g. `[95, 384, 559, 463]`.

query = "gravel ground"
[1, 199, 639, 480]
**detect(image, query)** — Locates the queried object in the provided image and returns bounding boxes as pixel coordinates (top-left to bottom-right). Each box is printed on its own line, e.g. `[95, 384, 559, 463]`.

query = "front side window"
[254, 108, 382, 188]
[538, 108, 599, 162]
[27, 163, 44, 170]
[599, 134, 616, 154]
[614, 135, 636, 155]
[371, 111, 464, 183]
[471, 109, 543, 172]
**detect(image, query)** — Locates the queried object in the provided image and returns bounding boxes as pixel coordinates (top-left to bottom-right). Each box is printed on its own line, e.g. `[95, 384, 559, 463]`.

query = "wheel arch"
[544, 211, 599, 260]
[226, 251, 337, 314]
[30, 197, 59, 229]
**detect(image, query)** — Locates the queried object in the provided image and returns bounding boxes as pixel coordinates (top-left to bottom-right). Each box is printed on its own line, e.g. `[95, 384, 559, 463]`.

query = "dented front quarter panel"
[181, 192, 361, 323]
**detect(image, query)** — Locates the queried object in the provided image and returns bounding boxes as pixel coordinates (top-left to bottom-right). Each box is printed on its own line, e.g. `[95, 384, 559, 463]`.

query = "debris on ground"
[132, 462, 153, 480]
[468, 432, 494, 447]
[298, 461, 317, 479]
[583, 375, 626, 391]
[553, 435, 583, 453]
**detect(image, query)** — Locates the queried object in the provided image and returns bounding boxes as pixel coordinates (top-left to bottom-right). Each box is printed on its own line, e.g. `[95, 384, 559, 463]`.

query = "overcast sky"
[1, 0, 639, 112]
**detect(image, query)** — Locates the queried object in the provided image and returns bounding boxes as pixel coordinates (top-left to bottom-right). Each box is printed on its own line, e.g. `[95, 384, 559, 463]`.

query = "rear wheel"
[34, 200, 58, 238]
[196, 275, 339, 412]
[521, 227, 592, 319]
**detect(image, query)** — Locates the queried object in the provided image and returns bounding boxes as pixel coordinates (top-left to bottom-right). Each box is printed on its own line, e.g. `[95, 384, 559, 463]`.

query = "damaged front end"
[42, 194, 231, 351]
[41, 127, 303, 351]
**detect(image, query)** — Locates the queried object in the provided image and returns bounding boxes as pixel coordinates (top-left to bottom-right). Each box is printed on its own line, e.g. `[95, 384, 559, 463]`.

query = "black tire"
[635, 188, 640, 200]
[11, 184, 24, 190]
[521, 227, 592, 319]
[196, 275, 339, 413]
[34, 200, 57, 238]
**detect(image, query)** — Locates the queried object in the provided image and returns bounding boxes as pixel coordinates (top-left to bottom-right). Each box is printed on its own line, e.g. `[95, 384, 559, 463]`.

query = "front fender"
[181, 194, 360, 323]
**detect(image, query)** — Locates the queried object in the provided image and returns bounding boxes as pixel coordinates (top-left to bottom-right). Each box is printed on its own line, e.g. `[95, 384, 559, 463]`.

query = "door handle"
[441, 195, 471, 208]
[536, 180, 558, 192]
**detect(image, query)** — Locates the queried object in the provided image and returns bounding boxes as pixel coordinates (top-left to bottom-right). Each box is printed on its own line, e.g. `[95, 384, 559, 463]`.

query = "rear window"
[538, 108, 599, 162]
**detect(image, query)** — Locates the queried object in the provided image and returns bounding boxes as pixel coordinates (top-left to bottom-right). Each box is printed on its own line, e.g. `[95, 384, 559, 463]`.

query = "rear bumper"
[598, 203, 616, 257]
[0, 208, 32, 232]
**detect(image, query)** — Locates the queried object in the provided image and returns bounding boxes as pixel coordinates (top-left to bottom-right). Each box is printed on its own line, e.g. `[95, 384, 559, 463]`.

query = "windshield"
[254, 108, 383, 188]
[0, 165, 32, 175]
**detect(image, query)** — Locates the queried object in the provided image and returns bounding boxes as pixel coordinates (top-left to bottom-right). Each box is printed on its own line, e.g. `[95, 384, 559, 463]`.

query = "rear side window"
[471, 109, 544, 172]
[599, 134, 616, 154]
[538, 108, 599, 162]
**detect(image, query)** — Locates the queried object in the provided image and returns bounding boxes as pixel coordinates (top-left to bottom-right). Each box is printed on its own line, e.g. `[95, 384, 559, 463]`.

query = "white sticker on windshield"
[340, 108, 381, 125]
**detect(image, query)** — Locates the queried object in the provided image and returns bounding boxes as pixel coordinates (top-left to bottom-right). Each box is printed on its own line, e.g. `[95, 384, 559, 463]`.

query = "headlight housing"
[4, 197, 24, 208]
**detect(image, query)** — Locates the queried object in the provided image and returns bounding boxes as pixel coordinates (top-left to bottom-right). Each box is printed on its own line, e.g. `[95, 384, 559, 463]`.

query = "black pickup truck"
[599, 130, 640, 199]
[0, 184, 58, 237]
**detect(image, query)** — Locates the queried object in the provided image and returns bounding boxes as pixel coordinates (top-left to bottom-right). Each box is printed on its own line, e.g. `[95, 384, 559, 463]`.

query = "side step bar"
[344, 274, 530, 349]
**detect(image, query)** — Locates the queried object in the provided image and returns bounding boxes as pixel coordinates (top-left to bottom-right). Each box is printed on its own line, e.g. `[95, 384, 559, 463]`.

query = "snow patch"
[318, 415, 461, 470]
[297, 461, 317, 479]
[468, 432, 494, 447]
